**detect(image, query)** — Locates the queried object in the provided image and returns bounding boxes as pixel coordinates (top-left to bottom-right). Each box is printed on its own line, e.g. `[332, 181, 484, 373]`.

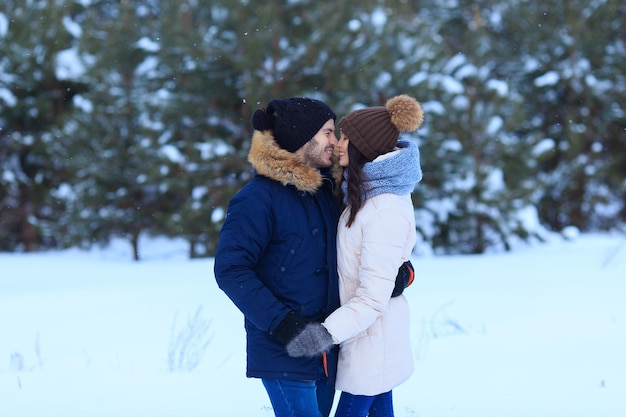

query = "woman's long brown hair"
[343, 142, 370, 227]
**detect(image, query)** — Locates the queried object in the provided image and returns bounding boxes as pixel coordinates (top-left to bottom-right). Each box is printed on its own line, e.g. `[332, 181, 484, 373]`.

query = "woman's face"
[337, 132, 350, 167]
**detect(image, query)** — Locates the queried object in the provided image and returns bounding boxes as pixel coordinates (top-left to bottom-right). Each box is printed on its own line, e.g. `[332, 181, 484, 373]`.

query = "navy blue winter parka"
[214, 129, 342, 384]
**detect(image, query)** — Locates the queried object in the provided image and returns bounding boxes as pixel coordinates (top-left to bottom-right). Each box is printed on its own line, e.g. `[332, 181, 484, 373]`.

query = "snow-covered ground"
[1, 232, 625, 417]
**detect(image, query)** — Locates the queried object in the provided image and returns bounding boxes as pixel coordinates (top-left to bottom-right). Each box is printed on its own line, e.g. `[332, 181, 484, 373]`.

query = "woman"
[286, 94, 424, 416]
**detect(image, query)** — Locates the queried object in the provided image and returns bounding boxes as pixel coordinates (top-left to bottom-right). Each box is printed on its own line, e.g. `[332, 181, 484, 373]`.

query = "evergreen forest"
[1, 0, 624, 260]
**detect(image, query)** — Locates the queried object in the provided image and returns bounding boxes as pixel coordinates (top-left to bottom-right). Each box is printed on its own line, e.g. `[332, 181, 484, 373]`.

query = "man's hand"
[271, 311, 310, 346]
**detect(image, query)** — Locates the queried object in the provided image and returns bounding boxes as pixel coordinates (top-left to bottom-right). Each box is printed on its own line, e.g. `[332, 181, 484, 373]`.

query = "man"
[214, 97, 341, 417]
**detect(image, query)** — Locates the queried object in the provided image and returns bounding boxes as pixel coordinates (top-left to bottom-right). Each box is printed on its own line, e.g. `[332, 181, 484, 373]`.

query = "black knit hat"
[338, 95, 424, 161]
[251, 97, 336, 153]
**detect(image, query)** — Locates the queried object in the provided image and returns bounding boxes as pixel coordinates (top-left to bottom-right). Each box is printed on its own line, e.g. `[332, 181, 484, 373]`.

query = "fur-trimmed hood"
[248, 130, 343, 194]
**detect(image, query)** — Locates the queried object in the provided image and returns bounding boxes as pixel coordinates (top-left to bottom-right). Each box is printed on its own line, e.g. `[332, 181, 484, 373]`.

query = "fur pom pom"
[386, 94, 424, 132]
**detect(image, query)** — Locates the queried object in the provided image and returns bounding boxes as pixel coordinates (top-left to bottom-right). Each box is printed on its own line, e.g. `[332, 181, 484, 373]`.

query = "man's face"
[295, 118, 337, 168]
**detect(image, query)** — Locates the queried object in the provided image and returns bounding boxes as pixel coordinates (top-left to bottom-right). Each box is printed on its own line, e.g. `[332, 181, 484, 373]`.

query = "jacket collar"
[248, 130, 342, 194]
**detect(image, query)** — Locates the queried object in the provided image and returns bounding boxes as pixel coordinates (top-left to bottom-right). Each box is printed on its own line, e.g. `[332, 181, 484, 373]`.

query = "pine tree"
[60, 1, 172, 260]
[0, 1, 85, 251]
[393, 1, 544, 253]
[500, 0, 626, 232]
[145, 0, 250, 257]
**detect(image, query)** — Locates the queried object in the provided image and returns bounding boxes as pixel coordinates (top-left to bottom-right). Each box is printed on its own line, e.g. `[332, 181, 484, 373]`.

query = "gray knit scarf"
[342, 139, 422, 203]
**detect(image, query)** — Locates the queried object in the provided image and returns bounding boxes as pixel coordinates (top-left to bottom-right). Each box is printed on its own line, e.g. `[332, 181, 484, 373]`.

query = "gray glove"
[285, 323, 335, 358]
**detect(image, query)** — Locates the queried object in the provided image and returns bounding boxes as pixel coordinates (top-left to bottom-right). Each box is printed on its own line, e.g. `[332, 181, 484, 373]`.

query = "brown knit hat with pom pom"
[338, 94, 424, 161]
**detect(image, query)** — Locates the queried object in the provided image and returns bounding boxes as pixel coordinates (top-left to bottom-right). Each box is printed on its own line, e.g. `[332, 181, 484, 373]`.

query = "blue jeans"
[334, 390, 394, 417]
[262, 379, 336, 417]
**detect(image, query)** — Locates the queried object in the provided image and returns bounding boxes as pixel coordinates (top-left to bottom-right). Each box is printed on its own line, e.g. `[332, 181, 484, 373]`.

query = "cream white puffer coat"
[322, 186, 416, 395]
